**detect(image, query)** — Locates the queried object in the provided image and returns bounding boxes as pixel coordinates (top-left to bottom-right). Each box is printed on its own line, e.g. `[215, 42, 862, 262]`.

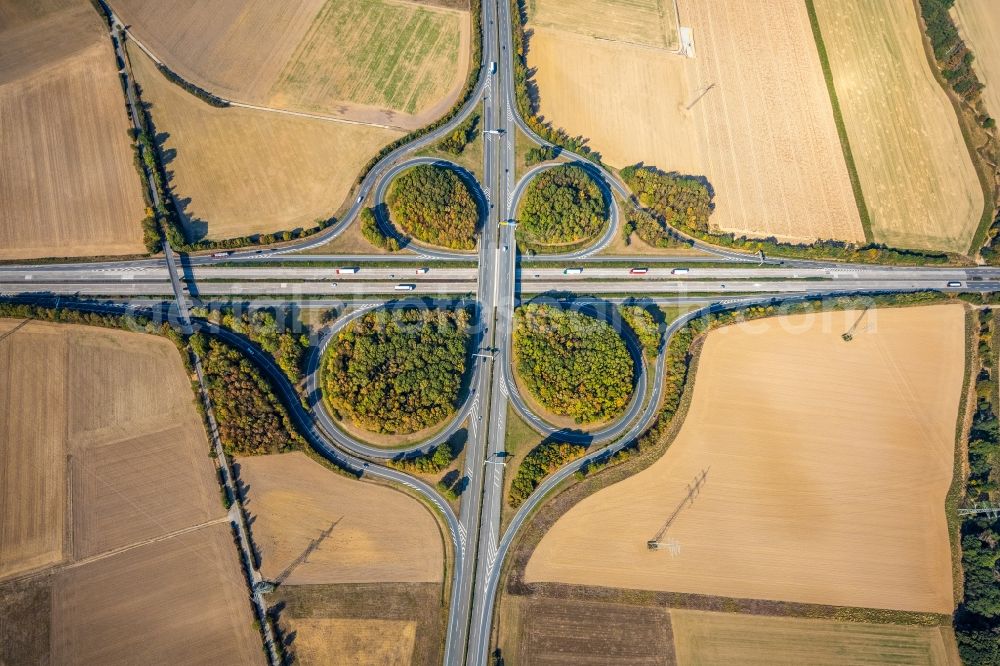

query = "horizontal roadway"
[5, 278, 998, 297]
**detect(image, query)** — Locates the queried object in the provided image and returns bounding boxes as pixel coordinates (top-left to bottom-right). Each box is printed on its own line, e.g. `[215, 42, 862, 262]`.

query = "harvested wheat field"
[111, 0, 469, 128]
[283, 618, 417, 666]
[129, 45, 400, 241]
[527, 0, 863, 244]
[0, 0, 146, 260]
[529, 0, 678, 50]
[813, 0, 983, 253]
[235, 452, 443, 585]
[527, 305, 965, 614]
[0, 319, 261, 662]
[952, 0, 1000, 122]
[670, 609, 959, 666]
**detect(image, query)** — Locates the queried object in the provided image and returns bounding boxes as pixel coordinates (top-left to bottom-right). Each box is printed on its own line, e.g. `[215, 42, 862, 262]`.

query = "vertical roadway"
[464, 0, 517, 662]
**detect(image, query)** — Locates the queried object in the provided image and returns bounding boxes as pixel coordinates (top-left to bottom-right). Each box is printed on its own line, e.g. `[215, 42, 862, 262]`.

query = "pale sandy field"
[284, 618, 417, 666]
[235, 452, 443, 585]
[527, 0, 864, 245]
[129, 45, 400, 241]
[0, 1, 146, 260]
[814, 0, 982, 253]
[529, 0, 678, 50]
[0, 320, 261, 662]
[952, 0, 1000, 123]
[670, 609, 960, 665]
[111, 0, 469, 128]
[526, 305, 965, 614]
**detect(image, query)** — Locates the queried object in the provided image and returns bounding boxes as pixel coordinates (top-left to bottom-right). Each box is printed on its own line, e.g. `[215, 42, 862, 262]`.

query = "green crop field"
[272, 0, 467, 118]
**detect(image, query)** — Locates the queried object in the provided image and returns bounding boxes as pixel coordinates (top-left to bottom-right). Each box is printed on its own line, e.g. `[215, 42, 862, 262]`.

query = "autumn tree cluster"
[387, 165, 478, 250]
[194, 307, 308, 382]
[513, 304, 634, 423]
[360, 207, 400, 251]
[322, 308, 472, 434]
[518, 165, 606, 244]
[508, 439, 586, 507]
[437, 111, 480, 155]
[191, 333, 305, 457]
[620, 305, 660, 353]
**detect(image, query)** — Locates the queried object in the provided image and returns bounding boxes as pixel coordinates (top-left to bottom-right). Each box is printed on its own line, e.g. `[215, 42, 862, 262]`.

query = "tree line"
[322, 308, 472, 434]
[954, 308, 1000, 664]
[920, 0, 990, 122]
[513, 304, 634, 424]
[387, 165, 478, 250]
[508, 439, 586, 508]
[518, 165, 606, 244]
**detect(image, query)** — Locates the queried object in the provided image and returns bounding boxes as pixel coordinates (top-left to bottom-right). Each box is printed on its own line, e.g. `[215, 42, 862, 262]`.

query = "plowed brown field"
[527, 0, 863, 245]
[235, 452, 443, 585]
[526, 305, 964, 614]
[0, 1, 146, 260]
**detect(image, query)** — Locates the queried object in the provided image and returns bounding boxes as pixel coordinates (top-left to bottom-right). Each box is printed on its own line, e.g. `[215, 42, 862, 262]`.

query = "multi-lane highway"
[5, 1, 1000, 665]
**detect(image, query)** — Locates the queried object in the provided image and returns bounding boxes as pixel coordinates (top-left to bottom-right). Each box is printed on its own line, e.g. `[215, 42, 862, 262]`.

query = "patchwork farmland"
[110, 0, 470, 128]
[0, 320, 261, 664]
[526, 0, 864, 245]
[526, 305, 965, 614]
[812, 0, 983, 253]
[0, 0, 146, 260]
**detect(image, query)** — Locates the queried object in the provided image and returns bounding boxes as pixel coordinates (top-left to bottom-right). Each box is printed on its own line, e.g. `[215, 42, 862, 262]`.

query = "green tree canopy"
[386, 165, 478, 250]
[518, 165, 607, 244]
[513, 304, 634, 423]
[322, 308, 472, 434]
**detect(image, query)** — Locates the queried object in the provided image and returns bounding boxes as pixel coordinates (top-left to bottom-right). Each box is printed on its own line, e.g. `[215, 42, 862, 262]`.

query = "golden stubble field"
[952, 0, 1000, 125]
[527, 0, 864, 245]
[813, 0, 983, 253]
[0, 0, 146, 260]
[111, 0, 469, 129]
[0, 320, 262, 663]
[670, 609, 960, 665]
[282, 618, 417, 666]
[526, 305, 965, 614]
[235, 452, 443, 585]
[529, 0, 678, 50]
[129, 45, 400, 241]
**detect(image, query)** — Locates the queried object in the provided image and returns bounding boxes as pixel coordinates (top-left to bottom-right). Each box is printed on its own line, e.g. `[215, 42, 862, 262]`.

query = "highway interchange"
[5, 1, 1000, 664]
